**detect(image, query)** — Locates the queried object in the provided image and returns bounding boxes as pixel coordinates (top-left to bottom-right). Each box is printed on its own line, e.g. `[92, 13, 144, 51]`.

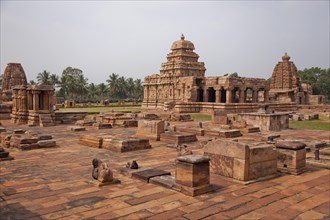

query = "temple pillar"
[226, 89, 232, 103]
[204, 88, 209, 102]
[252, 90, 258, 103]
[264, 90, 269, 102]
[239, 89, 245, 103]
[215, 89, 221, 103]
[32, 91, 40, 111]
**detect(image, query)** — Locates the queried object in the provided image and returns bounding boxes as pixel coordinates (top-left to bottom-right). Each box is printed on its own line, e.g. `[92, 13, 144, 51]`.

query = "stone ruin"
[0, 63, 28, 119]
[1, 63, 27, 101]
[0, 129, 56, 150]
[204, 139, 278, 182]
[269, 53, 324, 105]
[11, 85, 55, 126]
[91, 158, 120, 186]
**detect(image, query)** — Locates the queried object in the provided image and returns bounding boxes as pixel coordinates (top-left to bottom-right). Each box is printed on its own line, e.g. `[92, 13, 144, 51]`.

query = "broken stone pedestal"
[275, 141, 307, 175]
[175, 155, 213, 196]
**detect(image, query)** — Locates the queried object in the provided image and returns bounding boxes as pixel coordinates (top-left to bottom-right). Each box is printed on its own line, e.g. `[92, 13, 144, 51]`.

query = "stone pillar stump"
[175, 155, 213, 196]
[275, 141, 307, 175]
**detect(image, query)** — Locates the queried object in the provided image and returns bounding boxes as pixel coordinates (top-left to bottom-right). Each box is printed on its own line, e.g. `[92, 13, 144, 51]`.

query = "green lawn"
[289, 118, 330, 131]
[190, 113, 212, 121]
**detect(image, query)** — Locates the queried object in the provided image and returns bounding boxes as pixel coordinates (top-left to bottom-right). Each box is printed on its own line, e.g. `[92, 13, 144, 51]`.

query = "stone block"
[131, 168, 170, 182]
[79, 135, 103, 148]
[103, 138, 151, 152]
[136, 120, 165, 141]
[0, 127, 6, 133]
[160, 132, 197, 144]
[179, 128, 204, 136]
[249, 145, 277, 164]
[175, 155, 210, 187]
[204, 139, 277, 181]
[68, 126, 86, 132]
[204, 139, 249, 160]
[38, 140, 56, 148]
[174, 155, 213, 196]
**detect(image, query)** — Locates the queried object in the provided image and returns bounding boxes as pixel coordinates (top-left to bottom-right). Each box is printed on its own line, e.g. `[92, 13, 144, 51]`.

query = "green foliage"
[106, 73, 143, 100]
[230, 72, 239, 77]
[298, 67, 330, 101]
[59, 67, 88, 101]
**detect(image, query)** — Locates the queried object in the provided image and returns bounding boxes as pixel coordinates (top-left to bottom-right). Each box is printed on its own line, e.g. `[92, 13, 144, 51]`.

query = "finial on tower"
[282, 52, 290, 61]
[181, 33, 185, 40]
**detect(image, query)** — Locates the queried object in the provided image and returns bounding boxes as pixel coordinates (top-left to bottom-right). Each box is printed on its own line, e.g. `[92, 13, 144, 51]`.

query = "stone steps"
[39, 114, 54, 127]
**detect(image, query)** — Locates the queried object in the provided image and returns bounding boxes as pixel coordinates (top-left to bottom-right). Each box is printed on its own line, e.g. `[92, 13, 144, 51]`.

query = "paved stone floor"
[0, 120, 329, 220]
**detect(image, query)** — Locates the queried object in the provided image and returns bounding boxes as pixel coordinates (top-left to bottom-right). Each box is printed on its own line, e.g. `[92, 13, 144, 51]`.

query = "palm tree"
[49, 74, 60, 86]
[106, 73, 119, 99]
[97, 83, 108, 100]
[134, 79, 143, 100]
[29, 80, 36, 85]
[37, 70, 51, 85]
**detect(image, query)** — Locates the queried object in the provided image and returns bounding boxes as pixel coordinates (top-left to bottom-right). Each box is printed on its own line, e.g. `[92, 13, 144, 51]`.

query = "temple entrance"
[197, 88, 204, 102]
[208, 87, 216, 102]
[220, 87, 226, 103]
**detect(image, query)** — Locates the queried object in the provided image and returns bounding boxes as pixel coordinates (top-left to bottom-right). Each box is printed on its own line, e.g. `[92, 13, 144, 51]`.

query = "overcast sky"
[1, 1, 329, 84]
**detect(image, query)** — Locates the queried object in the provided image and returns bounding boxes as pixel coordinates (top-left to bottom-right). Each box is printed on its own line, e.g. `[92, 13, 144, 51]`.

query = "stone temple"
[142, 35, 323, 113]
[269, 52, 324, 105]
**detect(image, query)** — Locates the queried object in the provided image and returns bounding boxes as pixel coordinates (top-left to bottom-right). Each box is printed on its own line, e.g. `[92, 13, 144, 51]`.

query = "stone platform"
[160, 132, 197, 144]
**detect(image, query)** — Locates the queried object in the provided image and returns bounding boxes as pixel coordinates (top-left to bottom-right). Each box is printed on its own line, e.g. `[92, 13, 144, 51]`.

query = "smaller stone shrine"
[64, 99, 75, 108]
[1, 63, 27, 101]
[11, 85, 55, 126]
[275, 141, 307, 175]
[204, 139, 277, 182]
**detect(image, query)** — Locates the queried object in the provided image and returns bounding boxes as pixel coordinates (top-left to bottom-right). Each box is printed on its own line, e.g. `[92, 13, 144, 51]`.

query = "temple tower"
[1, 63, 27, 101]
[160, 34, 206, 77]
[270, 53, 300, 90]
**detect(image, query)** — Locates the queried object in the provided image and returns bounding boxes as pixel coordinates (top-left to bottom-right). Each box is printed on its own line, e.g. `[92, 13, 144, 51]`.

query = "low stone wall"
[55, 112, 88, 124]
[136, 120, 165, 141]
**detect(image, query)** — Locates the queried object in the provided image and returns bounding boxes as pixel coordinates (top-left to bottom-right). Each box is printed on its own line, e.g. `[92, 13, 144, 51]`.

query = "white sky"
[1, 1, 329, 84]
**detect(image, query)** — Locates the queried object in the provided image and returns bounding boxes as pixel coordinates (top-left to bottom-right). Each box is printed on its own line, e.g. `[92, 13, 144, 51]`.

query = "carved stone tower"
[160, 34, 206, 77]
[270, 53, 300, 90]
[1, 63, 27, 101]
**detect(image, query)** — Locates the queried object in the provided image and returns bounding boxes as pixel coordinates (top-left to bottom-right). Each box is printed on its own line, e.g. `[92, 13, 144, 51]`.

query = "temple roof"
[170, 34, 195, 50]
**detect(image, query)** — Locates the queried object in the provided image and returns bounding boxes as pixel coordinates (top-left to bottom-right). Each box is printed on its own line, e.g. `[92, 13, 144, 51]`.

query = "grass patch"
[289, 119, 330, 131]
[57, 106, 141, 113]
[190, 113, 212, 121]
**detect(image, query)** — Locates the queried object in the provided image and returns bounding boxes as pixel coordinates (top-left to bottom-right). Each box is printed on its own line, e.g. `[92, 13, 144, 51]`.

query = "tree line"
[29, 67, 143, 102]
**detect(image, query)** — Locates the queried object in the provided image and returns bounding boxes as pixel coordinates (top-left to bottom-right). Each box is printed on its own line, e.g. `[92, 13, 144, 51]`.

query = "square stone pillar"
[175, 155, 213, 196]
[252, 90, 258, 103]
[264, 90, 269, 102]
[239, 89, 245, 103]
[215, 89, 221, 103]
[275, 141, 307, 175]
[204, 88, 209, 102]
[226, 89, 232, 103]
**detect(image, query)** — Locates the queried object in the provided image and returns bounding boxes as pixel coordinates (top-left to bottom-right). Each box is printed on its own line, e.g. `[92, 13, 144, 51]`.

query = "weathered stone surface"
[178, 128, 204, 136]
[132, 168, 170, 182]
[275, 141, 306, 150]
[68, 126, 86, 132]
[79, 135, 103, 148]
[204, 139, 277, 181]
[160, 132, 197, 144]
[136, 120, 165, 141]
[37, 140, 56, 148]
[238, 112, 289, 131]
[103, 138, 151, 152]
[0, 127, 6, 133]
[175, 155, 210, 187]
